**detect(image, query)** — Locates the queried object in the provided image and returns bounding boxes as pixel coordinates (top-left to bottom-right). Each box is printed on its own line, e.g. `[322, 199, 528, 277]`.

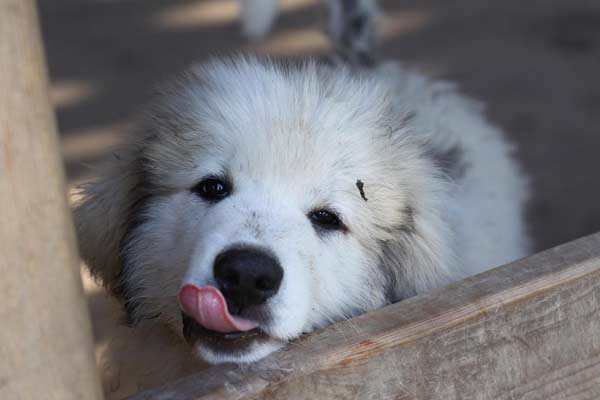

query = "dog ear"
[379, 205, 464, 303]
[73, 147, 144, 294]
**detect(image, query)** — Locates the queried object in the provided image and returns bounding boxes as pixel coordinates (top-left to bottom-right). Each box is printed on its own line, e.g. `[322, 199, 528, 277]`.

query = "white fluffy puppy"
[75, 56, 529, 370]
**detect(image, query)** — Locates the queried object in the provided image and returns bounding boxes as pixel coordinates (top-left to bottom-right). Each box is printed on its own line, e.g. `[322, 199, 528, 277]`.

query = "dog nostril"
[221, 270, 239, 288]
[256, 277, 272, 290]
[256, 276, 276, 291]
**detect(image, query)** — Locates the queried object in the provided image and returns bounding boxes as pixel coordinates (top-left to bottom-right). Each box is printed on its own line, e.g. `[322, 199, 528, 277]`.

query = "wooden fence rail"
[0, 1, 103, 399]
[131, 232, 600, 400]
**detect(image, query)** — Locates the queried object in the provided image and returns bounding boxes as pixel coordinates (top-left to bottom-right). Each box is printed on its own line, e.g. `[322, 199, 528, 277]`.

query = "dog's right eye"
[191, 178, 231, 202]
[308, 209, 347, 232]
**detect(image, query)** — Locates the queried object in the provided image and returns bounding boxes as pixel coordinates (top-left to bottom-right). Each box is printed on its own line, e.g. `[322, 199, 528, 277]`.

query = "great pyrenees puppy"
[75, 55, 529, 383]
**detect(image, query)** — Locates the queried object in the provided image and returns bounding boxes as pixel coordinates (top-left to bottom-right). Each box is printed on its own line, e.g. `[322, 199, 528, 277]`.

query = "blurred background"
[38, 0, 599, 393]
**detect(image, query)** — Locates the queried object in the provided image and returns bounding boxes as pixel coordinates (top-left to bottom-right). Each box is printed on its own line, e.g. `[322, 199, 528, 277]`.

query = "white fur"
[75, 56, 530, 375]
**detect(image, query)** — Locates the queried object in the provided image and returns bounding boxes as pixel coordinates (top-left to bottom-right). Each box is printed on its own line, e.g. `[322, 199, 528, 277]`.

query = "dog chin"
[194, 338, 286, 364]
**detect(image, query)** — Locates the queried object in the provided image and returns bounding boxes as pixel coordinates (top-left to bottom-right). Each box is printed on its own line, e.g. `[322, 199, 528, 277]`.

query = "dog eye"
[308, 209, 346, 232]
[191, 178, 231, 201]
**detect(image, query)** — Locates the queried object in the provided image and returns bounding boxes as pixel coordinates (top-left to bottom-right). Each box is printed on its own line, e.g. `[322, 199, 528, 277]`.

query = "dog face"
[75, 57, 453, 363]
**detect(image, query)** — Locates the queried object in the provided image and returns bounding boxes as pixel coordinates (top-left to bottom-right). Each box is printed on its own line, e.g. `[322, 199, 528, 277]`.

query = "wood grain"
[0, 1, 103, 399]
[131, 232, 600, 400]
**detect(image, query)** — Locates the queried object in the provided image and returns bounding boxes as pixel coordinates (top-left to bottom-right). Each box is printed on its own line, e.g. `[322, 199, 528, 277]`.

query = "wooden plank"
[130, 232, 600, 400]
[0, 1, 104, 399]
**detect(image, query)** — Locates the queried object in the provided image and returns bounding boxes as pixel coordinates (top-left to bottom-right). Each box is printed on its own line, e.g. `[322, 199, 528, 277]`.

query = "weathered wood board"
[0, 1, 103, 399]
[131, 232, 600, 400]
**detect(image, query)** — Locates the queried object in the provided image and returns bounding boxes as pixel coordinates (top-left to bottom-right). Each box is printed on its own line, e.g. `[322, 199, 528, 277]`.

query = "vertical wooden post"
[0, 1, 104, 399]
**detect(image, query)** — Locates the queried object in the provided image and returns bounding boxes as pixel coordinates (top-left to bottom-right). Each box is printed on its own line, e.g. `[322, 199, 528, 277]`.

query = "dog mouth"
[179, 285, 273, 354]
[182, 313, 270, 352]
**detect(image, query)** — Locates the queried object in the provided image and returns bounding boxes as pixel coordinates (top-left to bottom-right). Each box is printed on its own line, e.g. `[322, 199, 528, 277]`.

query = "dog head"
[75, 57, 453, 363]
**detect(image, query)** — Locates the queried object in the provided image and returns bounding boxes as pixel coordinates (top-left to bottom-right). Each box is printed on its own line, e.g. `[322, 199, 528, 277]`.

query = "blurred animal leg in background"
[239, 0, 279, 39]
[324, 0, 381, 65]
[239, 0, 381, 65]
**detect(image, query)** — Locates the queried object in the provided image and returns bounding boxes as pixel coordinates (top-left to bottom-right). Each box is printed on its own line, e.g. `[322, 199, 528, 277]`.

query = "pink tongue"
[178, 285, 259, 333]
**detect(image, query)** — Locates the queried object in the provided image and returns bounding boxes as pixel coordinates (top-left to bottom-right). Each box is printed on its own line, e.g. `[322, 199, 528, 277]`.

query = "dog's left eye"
[191, 178, 231, 202]
[308, 209, 346, 232]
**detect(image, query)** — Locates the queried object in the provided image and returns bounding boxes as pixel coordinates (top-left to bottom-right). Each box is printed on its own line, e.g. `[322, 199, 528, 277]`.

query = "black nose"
[213, 247, 283, 314]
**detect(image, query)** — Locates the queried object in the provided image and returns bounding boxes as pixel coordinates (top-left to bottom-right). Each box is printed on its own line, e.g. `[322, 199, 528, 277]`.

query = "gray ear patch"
[429, 145, 468, 180]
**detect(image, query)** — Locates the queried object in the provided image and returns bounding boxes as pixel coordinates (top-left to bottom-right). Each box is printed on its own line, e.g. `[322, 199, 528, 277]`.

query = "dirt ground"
[38, 0, 600, 393]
